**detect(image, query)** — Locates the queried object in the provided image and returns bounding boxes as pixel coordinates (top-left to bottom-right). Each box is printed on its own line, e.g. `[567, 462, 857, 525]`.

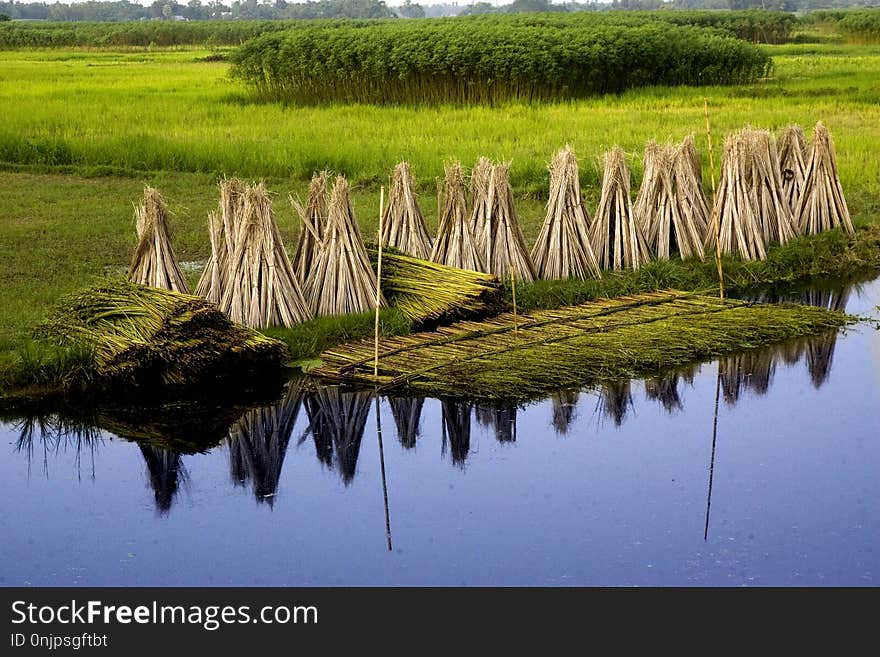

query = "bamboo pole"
[511, 263, 518, 338]
[374, 186, 385, 377]
[704, 99, 725, 300]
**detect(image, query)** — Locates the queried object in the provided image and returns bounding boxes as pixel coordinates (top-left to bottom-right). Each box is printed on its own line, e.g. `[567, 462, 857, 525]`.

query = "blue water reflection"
[1, 276, 877, 586]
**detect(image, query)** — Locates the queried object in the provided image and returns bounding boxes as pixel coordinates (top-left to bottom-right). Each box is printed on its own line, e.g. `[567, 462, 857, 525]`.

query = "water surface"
[1, 276, 878, 586]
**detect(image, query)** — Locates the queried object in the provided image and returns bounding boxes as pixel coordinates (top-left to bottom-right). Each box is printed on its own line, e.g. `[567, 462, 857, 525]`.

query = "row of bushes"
[230, 16, 772, 106]
[806, 8, 880, 44]
[0, 10, 798, 49]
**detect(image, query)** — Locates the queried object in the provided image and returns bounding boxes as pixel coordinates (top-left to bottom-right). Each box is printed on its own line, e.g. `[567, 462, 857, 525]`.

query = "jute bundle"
[589, 147, 652, 271]
[531, 145, 601, 280]
[219, 182, 313, 328]
[777, 124, 807, 218]
[307, 175, 385, 317]
[380, 161, 433, 259]
[748, 128, 796, 247]
[129, 186, 190, 294]
[430, 161, 485, 272]
[795, 121, 854, 236]
[672, 137, 711, 256]
[483, 163, 538, 282]
[707, 131, 767, 260]
[634, 141, 706, 262]
[707, 128, 796, 260]
[469, 156, 494, 264]
[195, 177, 247, 305]
[291, 171, 328, 286]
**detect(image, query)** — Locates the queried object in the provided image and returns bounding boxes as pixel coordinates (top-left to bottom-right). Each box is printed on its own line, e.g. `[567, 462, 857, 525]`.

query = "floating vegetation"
[366, 244, 502, 329]
[430, 161, 485, 272]
[308, 175, 385, 317]
[34, 280, 288, 388]
[590, 146, 652, 271]
[380, 161, 433, 260]
[796, 121, 854, 237]
[531, 145, 601, 281]
[312, 290, 852, 402]
[291, 171, 328, 287]
[129, 186, 189, 294]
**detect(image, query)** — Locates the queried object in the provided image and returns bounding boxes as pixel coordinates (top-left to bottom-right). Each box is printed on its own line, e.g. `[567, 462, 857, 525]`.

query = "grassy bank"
[1, 42, 879, 401]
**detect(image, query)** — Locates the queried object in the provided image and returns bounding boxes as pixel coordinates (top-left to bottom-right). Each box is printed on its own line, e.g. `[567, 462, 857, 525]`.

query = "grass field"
[1, 42, 879, 395]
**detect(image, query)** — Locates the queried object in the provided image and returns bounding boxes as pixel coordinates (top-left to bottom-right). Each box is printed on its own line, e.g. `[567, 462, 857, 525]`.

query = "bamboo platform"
[310, 289, 849, 401]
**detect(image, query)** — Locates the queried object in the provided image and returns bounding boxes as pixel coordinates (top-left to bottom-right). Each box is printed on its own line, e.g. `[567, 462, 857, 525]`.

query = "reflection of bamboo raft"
[304, 386, 372, 485]
[227, 380, 303, 505]
[644, 373, 683, 413]
[441, 399, 472, 467]
[550, 390, 579, 435]
[388, 396, 424, 449]
[139, 445, 186, 515]
[597, 380, 633, 426]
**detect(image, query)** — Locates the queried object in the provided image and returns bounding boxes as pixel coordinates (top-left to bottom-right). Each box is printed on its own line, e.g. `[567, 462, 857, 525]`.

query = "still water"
[1, 277, 878, 587]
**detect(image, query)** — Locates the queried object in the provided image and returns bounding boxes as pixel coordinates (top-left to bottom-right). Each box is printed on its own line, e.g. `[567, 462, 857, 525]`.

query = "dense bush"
[837, 9, 880, 44]
[230, 15, 772, 106]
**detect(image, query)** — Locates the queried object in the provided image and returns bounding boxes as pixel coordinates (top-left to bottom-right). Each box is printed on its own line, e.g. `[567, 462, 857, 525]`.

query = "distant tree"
[162, 3, 173, 18]
[397, 0, 425, 18]
[0, 12, 10, 20]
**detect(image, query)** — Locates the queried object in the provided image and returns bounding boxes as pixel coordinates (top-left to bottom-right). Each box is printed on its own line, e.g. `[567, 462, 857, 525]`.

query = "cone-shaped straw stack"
[634, 141, 706, 262]
[129, 186, 190, 294]
[795, 121, 854, 236]
[707, 128, 796, 261]
[748, 128, 796, 247]
[777, 124, 807, 218]
[430, 161, 484, 272]
[707, 131, 766, 260]
[195, 177, 246, 304]
[482, 163, 537, 282]
[590, 147, 651, 271]
[531, 145, 601, 280]
[672, 135, 711, 257]
[470, 156, 494, 263]
[219, 182, 312, 328]
[308, 175, 385, 317]
[380, 161, 433, 259]
[291, 171, 328, 286]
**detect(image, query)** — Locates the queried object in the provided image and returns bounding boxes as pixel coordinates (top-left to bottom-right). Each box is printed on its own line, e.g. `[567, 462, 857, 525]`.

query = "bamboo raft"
[310, 289, 849, 401]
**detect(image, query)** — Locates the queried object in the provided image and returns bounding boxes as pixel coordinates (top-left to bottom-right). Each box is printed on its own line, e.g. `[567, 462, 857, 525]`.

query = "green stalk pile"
[366, 244, 503, 329]
[34, 279, 288, 387]
[311, 290, 852, 402]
